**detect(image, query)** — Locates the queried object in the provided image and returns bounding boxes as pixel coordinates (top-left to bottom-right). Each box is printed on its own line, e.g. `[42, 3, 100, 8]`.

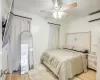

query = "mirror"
[21, 31, 33, 74]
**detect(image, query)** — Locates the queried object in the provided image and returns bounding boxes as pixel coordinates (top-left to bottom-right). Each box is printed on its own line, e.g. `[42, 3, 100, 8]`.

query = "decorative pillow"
[50, 57, 59, 68]
[73, 46, 88, 53]
[73, 46, 84, 51]
[83, 50, 88, 53]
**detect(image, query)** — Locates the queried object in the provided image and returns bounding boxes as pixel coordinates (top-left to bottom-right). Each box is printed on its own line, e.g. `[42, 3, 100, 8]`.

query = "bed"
[28, 32, 91, 80]
[41, 49, 88, 80]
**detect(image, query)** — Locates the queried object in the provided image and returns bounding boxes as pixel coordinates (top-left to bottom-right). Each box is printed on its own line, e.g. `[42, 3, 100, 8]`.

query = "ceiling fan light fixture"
[52, 11, 64, 19]
[40, 0, 77, 18]
[58, 11, 64, 18]
[53, 11, 58, 18]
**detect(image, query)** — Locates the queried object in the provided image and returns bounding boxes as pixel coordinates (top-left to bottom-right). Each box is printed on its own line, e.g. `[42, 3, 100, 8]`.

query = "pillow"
[63, 45, 74, 50]
[73, 46, 88, 53]
[73, 46, 84, 51]
[50, 57, 59, 68]
[83, 49, 88, 53]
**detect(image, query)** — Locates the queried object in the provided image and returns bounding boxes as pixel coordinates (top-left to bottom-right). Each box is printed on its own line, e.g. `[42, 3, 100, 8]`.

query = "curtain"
[48, 24, 60, 50]
[3, 13, 13, 47]
[3, 14, 31, 73]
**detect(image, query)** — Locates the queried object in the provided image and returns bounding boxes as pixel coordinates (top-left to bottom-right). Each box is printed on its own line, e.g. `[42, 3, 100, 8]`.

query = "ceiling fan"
[40, 0, 77, 19]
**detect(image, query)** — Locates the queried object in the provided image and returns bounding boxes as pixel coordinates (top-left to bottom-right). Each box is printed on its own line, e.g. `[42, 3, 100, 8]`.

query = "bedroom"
[1, 0, 100, 80]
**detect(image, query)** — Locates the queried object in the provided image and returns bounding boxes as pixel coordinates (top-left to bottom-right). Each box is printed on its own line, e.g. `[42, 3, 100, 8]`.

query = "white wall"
[13, 10, 49, 66]
[30, 16, 49, 66]
[0, 19, 2, 75]
[97, 39, 100, 80]
[66, 14, 100, 33]
[2, 0, 9, 20]
[0, 0, 2, 72]
[2, 44, 8, 71]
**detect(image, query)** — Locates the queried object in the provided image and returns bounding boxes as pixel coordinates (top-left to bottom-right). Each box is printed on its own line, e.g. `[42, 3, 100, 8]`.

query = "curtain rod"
[10, 12, 32, 20]
[48, 22, 61, 26]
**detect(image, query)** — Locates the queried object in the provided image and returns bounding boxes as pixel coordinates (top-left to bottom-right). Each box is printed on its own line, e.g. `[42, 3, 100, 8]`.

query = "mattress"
[41, 49, 87, 80]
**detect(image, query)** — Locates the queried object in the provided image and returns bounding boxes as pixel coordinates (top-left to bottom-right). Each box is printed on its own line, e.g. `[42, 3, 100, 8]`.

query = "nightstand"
[88, 52, 97, 70]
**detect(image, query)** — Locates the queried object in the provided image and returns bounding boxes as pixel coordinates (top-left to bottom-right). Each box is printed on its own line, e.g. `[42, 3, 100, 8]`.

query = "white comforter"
[28, 64, 58, 80]
[41, 49, 87, 80]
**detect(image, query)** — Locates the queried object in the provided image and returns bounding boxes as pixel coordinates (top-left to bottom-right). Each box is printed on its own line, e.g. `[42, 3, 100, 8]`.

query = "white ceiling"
[7, 0, 100, 18]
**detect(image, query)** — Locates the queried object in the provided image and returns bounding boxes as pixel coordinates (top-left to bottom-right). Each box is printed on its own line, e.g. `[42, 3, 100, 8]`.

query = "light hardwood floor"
[74, 69, 96, 80]
[6, 72, 30, 80]
[6, 69, 96, 80]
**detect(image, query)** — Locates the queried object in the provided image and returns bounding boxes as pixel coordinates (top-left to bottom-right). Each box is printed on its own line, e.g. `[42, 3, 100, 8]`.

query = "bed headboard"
[65, 32, 91, 53]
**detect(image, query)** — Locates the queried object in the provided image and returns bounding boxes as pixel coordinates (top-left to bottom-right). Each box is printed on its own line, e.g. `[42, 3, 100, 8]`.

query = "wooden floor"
[74, 69, 96, 80]
[6, 70, 96, 80]
[6, 72, 30, 80]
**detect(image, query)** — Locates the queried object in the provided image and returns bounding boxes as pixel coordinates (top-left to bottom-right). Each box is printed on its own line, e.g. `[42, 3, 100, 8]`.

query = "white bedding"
[28, 64, 58, 80]
[41, 49, 87, 80]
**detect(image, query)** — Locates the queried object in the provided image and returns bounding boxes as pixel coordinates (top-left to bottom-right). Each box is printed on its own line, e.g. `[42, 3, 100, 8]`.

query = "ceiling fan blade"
[40, 10, 53, 12]
[62, 2, 77, 11]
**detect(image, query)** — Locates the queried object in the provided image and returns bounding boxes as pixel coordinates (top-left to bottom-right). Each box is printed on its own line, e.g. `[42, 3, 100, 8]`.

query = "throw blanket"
[41, 49, 87, 80]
